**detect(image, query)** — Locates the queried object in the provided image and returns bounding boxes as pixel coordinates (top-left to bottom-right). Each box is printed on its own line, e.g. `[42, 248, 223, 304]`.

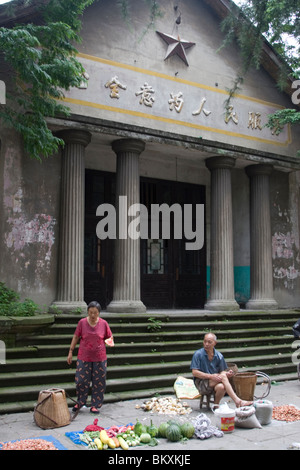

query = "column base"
[204, 299, 240, 311]
[50, 301, 87, 314]
[106, 300, 147, 313]
[246, 299, 278, 310]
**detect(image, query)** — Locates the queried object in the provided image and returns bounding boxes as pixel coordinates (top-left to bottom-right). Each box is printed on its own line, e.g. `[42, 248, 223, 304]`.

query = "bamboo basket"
[34, 388, 71, 429]
[233, 371, 271, 401]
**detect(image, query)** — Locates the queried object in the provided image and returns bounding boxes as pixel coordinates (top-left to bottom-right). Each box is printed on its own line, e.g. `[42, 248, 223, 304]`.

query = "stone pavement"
[1, 380, 300, 455]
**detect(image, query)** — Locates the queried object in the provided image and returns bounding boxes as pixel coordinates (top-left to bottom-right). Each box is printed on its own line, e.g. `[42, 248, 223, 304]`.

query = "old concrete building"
[1, 0, 300, 314]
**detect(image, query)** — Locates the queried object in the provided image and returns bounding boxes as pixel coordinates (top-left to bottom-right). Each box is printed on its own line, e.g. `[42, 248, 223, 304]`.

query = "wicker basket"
[233, 372, 257, 401]
[233, 371, 271, 401]
[34, 388, 71, 429]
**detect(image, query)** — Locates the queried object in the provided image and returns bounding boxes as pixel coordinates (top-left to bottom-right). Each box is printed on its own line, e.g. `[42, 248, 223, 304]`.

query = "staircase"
[0, 309, 299, 414]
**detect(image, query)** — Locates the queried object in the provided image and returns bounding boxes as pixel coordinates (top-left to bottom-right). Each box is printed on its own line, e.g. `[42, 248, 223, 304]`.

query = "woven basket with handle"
[34, 388, 72, 429]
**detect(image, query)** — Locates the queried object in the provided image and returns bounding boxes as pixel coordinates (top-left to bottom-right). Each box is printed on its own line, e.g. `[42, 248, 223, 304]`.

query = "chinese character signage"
[64, 54, 291, 150]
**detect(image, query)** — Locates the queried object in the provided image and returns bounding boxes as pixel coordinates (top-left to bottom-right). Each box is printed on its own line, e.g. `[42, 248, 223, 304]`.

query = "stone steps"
[0, 310, 299, 414]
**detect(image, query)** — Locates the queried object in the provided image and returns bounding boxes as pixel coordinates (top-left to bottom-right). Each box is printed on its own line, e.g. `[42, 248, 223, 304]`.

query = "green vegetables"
[139, 433, 151, 443]
[158, 422, 170, 438]
[117, 429, 141, 447]
[134, 419, 147, 436]
[180, 422, 195, 439]
[146, 420, 158, 437]
[131, 417, 195, 446]
[166, 424, 182, 442]
[158, 419, 195, 442]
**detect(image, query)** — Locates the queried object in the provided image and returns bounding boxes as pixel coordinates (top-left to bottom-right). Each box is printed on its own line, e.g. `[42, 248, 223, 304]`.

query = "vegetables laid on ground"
[166, 423, 183, 442]
[140, 396, 192, 415]
[180, 422, 195, 439]
[77, 417, 195, 450]
[134, 419, 147, 436]
[99, 429, 110, 445]
[147, 419, 159, 437]
[159, 419, 195, 442]
[139, 432, 152, 443]
[117, 429, 141, 447]
[117, 436, 129, 450]
[0, 438, 58, 450]
[83, 418, 104, 432]
[93, 438, 103, 450]
[158, 421, 170, 438]
[272, 405, 300, 422]
[112, 437, 120, 448]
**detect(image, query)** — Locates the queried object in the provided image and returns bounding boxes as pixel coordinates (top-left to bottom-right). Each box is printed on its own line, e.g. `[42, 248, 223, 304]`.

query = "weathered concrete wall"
[271, 170, 300, 307]
[0, 128, 61, 306]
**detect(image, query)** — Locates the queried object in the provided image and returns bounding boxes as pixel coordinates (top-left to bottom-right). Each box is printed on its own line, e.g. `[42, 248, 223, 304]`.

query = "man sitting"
[190, 332, 252, 410]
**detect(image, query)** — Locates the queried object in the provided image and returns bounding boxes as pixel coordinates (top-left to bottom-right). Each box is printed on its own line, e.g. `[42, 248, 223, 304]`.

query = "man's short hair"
[204, 332, 217, 342]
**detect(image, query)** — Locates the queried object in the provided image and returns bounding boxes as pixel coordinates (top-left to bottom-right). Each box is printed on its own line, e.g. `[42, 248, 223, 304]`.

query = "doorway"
[84, 170, 115, 309]
[84, 171, 206, 309]
[140, 178, 206, 308]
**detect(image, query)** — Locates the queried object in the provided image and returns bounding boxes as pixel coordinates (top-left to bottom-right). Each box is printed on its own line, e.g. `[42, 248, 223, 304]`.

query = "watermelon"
[180, 422, 195, 439]
[165, 424, 182, 442]
[158, 422, 170, 438]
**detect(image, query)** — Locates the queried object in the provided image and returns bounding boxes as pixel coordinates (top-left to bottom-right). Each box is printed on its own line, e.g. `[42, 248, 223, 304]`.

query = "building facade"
[1, 0, 300, 313]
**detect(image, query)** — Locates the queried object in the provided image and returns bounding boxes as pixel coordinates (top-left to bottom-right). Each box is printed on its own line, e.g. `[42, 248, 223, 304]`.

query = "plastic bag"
[174, 376, 201, 399]
[235, 405, 262, 429]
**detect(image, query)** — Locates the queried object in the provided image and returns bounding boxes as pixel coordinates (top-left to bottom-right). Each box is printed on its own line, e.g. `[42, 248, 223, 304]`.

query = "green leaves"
[0, 0, 92, 160]
[220, 0, 300, 154]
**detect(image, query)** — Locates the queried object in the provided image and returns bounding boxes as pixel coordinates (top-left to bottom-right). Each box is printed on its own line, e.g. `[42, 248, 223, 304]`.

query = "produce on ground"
[272, 405, 300, 422]
[78, 417, 195, 449]
[0, 438, 58, 450]
[83, 418, 104, 432]
[158, 419, 195, 442]
[138, 396, 192, 415]
[79, 424, 145, 450]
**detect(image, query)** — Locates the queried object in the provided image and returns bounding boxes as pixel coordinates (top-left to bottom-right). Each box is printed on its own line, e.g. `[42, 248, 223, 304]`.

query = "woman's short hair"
[87, 301, 101, 312]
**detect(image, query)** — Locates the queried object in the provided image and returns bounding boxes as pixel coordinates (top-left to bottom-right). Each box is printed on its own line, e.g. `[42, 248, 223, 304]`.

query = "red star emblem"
[156, 31, 196, 66]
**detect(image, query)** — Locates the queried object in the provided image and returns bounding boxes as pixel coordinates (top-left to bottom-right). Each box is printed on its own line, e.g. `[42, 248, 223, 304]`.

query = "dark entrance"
[140, 178, 206, 309]
[84, 170, 115, 309]
[84, 171, 206, 309]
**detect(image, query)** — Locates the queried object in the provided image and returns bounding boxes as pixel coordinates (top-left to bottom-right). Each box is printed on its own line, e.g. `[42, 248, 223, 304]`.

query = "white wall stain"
[272, 232, 295, 259]
[272, 231, 300, 289]
[5, 213, 56, 262]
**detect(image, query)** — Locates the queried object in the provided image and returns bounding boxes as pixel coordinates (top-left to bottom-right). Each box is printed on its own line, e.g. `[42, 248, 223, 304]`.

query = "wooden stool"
[200, 392, 215, 409]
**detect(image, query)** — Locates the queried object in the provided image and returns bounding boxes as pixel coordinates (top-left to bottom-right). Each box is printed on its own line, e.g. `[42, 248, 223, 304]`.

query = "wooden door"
[84, 170, 114, 309]
[140, 178, 206, 309]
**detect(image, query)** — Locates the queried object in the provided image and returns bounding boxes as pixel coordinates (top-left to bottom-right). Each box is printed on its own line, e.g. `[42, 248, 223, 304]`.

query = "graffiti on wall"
[272, 231, 300, 289]
[5, 213, 56, 263]
[272, 232, 295, 260]
[4, 187, 56, 283]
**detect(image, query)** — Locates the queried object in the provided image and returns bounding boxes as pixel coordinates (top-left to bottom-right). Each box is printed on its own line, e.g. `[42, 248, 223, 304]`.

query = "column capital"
[56, 129, 92, 147]
[112, 138, 145, 156]
[245, 164, 273, 178]
[205, 156, 236, 171]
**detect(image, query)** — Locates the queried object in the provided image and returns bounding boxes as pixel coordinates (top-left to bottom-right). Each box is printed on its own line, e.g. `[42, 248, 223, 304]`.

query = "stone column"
[52, 129, 91, 313]
[245, 164, 278, 310]
[107, 138, 146, 313]
[205, 156, 239, 311]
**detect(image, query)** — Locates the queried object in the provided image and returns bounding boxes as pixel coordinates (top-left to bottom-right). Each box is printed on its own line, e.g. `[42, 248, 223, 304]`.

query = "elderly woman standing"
[67, 301, 114, 414]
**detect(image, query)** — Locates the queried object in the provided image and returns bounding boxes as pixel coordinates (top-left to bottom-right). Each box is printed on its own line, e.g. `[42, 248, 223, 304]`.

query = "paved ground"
[1, 380, 300, 455]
